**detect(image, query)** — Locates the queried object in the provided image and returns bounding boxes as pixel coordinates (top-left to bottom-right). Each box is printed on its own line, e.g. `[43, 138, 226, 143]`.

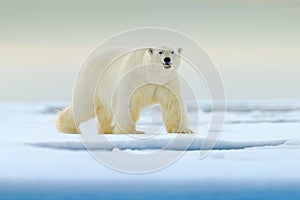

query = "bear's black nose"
[164, 57, 171, 63]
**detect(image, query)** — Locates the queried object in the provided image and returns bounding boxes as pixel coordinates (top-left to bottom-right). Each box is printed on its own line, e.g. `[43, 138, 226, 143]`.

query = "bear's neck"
[142, 51, 152, 64]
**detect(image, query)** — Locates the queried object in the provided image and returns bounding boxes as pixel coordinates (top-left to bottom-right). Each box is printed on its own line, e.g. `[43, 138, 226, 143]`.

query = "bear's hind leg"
[56, 106, 80, 134]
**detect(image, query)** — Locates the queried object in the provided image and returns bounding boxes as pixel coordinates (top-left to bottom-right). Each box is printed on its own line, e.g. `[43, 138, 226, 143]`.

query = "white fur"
[57, 47, 192, 134]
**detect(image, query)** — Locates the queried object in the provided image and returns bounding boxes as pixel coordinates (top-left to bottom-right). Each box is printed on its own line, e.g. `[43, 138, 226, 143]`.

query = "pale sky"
[0, 0, 299, 102]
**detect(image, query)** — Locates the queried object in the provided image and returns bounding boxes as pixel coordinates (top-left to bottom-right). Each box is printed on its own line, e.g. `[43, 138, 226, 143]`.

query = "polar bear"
[57, 46, 192, 134]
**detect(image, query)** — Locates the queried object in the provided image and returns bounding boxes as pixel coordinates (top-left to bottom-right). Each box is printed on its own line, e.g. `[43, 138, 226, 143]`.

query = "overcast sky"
[0, 0, 299, 101]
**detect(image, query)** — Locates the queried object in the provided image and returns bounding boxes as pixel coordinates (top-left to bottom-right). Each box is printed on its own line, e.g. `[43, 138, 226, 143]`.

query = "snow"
[1, 100, 300, 198]
[30, 136, 288, 151]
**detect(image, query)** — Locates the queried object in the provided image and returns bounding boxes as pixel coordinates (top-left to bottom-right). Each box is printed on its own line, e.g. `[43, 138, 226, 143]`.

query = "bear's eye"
[159, 51, 163, 54]
[171, 51, 174, 54]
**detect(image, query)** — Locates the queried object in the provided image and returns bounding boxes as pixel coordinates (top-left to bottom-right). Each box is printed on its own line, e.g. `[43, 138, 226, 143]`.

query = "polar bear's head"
[147, 47, 182, 70]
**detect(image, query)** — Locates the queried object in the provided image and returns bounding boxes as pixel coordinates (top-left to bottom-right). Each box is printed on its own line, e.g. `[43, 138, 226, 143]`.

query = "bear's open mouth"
[162, 63, 172, 69]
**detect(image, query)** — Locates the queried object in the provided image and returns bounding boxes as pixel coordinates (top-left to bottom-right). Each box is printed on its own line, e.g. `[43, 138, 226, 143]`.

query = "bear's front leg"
[161, 99, 193, 133]
[157, 84, 193, 134]
[112, 96, 144, 134]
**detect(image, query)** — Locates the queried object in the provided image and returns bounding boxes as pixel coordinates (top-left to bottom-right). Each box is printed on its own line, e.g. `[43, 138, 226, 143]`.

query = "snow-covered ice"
[1, 100, 300, 199]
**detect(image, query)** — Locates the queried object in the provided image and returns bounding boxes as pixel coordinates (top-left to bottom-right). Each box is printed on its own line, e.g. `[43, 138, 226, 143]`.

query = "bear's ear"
[177, 48, 183, 55]
[148, 48, 153, 55]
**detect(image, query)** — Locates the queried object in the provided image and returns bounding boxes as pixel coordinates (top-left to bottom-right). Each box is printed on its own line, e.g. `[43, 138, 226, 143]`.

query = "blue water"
[1, 181, 300, 200]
